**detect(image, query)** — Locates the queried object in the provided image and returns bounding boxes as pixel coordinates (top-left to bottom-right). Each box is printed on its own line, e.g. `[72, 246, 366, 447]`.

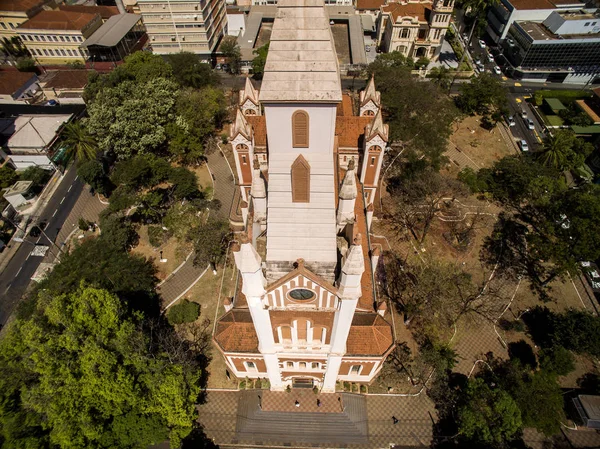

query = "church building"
[214, 0, 395, 392]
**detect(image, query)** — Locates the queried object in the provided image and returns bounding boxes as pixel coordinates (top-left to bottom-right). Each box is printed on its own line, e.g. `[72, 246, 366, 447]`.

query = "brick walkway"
[261, 390, 343, 413]
[157, 148, 236, 306]
[446, 142, 480, 171]
[197, 390, 435, 448]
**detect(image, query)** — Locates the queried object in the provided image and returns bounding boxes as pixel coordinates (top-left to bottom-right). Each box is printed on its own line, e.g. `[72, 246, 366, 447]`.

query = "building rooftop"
[509, 0, 555, 10]
[579, 395, 600, 421]
[41, 70, 90, 89]
[18, 10, 98, 31]
[82, 14, 142, 47]
[382, 1, 430, 23]
[3, 180, 33, 197]
[259, 0, 342, 103]
[518, 20, 600, 40]
[356, 0, 385, 10]
[0, 71, 37, 96]
[0, 0, 46, 13]
[58, 4, 120, 21]
[6, 114, 71, 151]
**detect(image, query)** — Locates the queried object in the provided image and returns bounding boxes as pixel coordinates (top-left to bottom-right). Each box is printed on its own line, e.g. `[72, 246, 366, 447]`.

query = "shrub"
[78, 218, 91, 231]
[167, 299, 200, 325]
[539, 345, 575, 376]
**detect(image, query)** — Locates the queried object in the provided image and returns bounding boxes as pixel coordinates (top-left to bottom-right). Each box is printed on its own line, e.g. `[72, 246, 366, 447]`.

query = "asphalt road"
[0, 163, 83, 326]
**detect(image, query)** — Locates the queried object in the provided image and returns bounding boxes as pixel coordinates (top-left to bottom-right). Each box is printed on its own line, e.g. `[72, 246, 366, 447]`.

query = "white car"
[527, 118, 535, 130]
[487, 53, 494, 62]
[493, 66, 502, 75]
[519, 139, 529, 152]
[478, 39, 486, 48]
[520, 109, 527, 119]
[507, 116, 516, 126]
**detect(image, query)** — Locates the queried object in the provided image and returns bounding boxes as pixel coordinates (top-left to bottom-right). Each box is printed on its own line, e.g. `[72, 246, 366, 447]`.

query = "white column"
[329, 296, 359, 354]
[263, 353, 284, 390]
[322, 355, 343, 392]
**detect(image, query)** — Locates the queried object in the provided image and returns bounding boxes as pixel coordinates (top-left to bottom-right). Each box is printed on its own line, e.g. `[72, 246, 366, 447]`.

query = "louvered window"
[292, 110, 309, 148]
[291, 155, 310, 203]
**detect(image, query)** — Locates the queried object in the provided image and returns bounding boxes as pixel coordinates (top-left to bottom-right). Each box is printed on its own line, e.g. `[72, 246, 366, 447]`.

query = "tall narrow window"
[292, 110, 309, 148]
[291, 155, 310, 203]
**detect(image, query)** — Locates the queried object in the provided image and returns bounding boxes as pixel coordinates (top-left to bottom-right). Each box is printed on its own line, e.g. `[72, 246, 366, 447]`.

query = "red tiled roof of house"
[357, 0, 386, 10]
[42, 70, 90, 89]
[214, 310, 259, 352]
[0, 71, 36, 96]
[347, 314, 394, 356]
[508, 0, 555, 9]
[246, 115, 266, 147]
[58, 5, 120, 21]
[0, 0, 46, 13]
[382, 2, 430, 22]
[335, 116, 371, 148]
[18, 10, 98, 31]
[336, 93, 355, 117]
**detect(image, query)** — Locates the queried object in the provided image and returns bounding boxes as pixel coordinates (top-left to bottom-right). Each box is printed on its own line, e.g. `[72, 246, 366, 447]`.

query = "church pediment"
[264, 262, 339, 310]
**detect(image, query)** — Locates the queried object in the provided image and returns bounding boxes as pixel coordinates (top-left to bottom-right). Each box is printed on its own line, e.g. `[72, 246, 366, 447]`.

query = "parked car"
[462, 32, 468, 41]
[520, 109, 527, 119]
[45, 99, 59, 106]
[519, 139, 529, 152]
[487, 53, 494, 62]
[507, 115, 516, 126]
[526, 118, 535, 130]
[478, 39, 486, 48]
[365, 45, 371, 51]
[493, 66, 502, 75]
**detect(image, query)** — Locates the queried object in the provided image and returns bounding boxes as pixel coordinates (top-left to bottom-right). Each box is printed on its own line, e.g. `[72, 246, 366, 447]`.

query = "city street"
[0, 164, 84, 326]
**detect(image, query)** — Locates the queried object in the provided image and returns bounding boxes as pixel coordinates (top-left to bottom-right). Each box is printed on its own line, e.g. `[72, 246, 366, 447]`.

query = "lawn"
[545, 114, 565, 127]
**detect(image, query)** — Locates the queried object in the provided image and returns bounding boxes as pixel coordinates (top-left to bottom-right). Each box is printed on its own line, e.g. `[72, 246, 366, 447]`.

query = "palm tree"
[61, 121, 99, 163]
[537, 131, 575, 170]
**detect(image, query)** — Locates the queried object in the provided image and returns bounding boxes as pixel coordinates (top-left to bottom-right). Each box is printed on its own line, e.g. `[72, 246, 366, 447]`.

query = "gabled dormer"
[359, 76, 381, 117]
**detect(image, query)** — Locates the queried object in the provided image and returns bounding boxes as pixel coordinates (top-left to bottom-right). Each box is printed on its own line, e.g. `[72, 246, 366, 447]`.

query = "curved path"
[158, 147, 236, 307]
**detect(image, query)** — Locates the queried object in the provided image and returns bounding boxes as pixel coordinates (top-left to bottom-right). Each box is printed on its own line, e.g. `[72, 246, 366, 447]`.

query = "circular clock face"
[289, 289, 316, 301]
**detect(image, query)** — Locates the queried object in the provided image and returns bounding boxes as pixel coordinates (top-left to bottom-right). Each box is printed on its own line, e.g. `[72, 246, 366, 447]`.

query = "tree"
[367, 59, 458, 170]
[220, 36, 242, 74]
[429, 66, 452, 90]
[175, 87, 227, 142]
[165, 121, 205, 165]
[60, 121, 99, 163]
[77, 159, 109, 195]
[85, 77, 179, 159]
[15, 56, 36, 72]
[2, 36, 30, 58]
[191, 220, 230, 268]
[19, 166, 49, 188]
[251, 43, 269, 80]
[389, 168, 467, 244]
[165, 52, 220, 88]
[539, 345, 575, 376]
[457, 378, 522, 445]
[455, 73, 508, 126]
[169, 166, 199, 200]
[537, 129, 592, 171]
[117, 51, 174, 83]
[0, 286, 201, 448]
[163, 202, 205, 243]
[0, 165, 17, 189]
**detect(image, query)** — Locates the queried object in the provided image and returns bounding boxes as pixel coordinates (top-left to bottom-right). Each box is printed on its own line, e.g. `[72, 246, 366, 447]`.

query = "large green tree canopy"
[0, 286, 201, 449]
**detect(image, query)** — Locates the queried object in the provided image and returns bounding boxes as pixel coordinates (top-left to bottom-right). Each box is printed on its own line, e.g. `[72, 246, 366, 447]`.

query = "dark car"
[29, 226, 41, 238]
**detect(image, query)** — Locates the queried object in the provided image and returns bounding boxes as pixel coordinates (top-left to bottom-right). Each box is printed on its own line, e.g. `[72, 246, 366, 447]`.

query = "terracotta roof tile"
[42, 70, 90, 90]
[270, 310, 335, 328]
[509, 0, 555, 9]
[18, 10, 99, 31]
[58, 5, 120, 21]
[382, 2, 430, 22]
[354, 174, 376, 311]
[214, 310, 259, 352]
[0, 0, 47, 13]
[357, 0, 386, 10]
[335, 116, 371, 148]
[347, 314, 394, 356]
[336, 94, 355, 117]
[246, 115, 266, 147]
[0, 71, 36, 96]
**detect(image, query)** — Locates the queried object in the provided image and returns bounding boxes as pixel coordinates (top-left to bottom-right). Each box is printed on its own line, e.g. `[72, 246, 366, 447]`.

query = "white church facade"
[214, 0, 394, 392]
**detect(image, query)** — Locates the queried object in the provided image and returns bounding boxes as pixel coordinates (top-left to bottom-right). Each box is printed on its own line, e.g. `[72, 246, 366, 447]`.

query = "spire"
[366, 108, 388, 142]
[361, 75, 380, 107]
[339, 160, 357, 201]
[240, 77, 260, 106]
[342, 242, 365, 276]
[233, 108, 253, 140]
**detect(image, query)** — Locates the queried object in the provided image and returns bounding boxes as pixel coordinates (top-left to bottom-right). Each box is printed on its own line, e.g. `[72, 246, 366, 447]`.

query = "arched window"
[291, 155, 310, 203]
[244, 109, 256, 115]
[236, 144, 248, 151]
[292, 110, 309, 148]
[362, 109, 375, 116]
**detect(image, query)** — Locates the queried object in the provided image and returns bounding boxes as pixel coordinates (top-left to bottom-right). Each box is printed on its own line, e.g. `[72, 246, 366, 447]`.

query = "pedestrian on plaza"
[295, 400, 300, 408]
[317, 399, 321, 407]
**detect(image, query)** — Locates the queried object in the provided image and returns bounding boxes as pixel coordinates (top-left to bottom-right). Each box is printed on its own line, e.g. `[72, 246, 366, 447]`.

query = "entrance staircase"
[235, 391, 369, 446]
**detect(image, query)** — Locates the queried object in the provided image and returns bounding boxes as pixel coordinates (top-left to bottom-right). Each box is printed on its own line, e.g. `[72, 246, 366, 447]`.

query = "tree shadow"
[508, 340, 538, 369]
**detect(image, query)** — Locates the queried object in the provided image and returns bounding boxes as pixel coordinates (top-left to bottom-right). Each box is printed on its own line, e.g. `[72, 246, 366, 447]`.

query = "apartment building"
[16, 10, 102, 63]
[0, 0, 54, 43]
[380, 0, 455, 60]
[137, 0, 226, 55]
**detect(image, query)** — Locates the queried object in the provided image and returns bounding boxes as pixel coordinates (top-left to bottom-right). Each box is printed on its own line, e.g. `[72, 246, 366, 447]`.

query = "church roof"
[335, 116, 372, 148]
[246, 115, 267, 146]
[214, 310, 259, 352]
[366, 108, 388, 142]
[232, 108, 253, 140]
[360, 76, 380, 107]
[259, 0, 342, 103]
[347, 314, 394, 356]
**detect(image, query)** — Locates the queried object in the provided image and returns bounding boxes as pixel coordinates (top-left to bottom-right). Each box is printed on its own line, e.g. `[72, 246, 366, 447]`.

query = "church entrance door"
[292, 378, 314, 389]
